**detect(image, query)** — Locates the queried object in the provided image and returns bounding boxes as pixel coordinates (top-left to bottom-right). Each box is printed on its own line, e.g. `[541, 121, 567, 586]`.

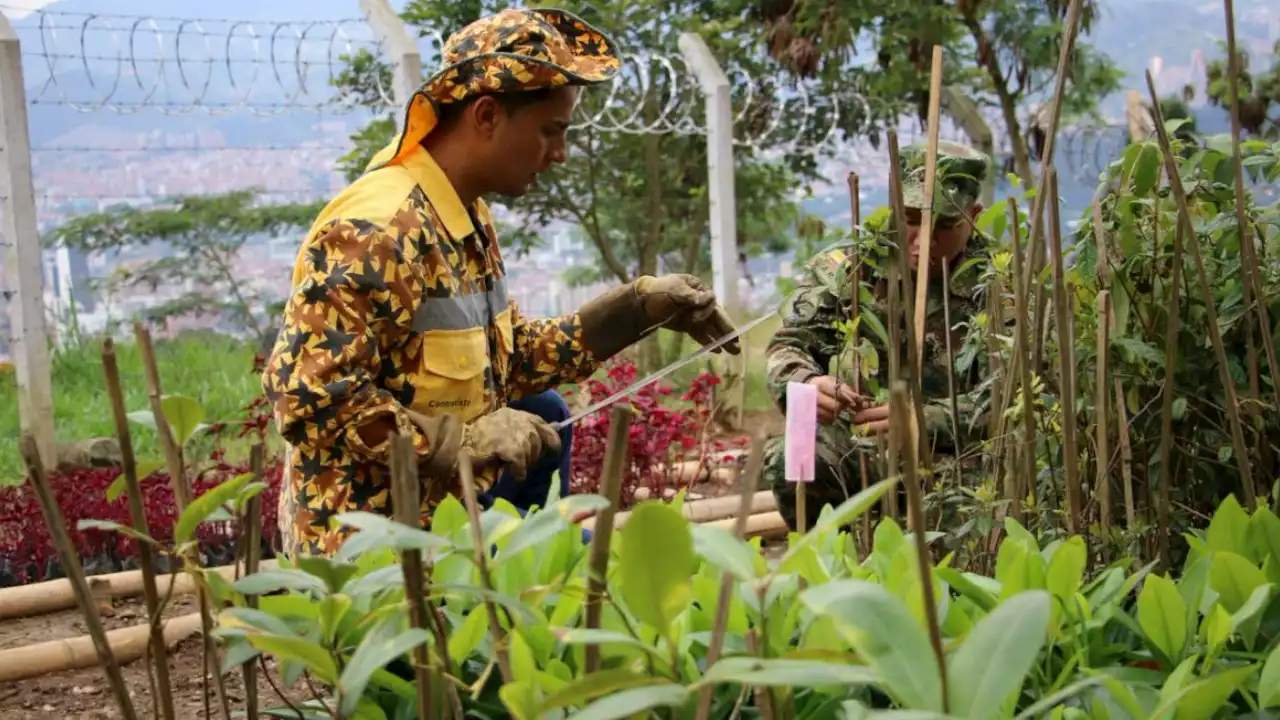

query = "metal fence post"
[359, 0, 424, 126]
[677, 32, 740, 320]
[0, 12, 55, 467]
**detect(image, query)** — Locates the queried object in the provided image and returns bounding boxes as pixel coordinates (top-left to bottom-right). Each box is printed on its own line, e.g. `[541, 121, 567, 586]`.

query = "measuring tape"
[551, 311, 778, 430]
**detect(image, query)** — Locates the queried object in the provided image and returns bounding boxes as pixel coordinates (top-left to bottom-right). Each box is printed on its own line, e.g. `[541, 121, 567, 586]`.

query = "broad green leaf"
[218, 607, 300, 638]
[1209, 550, 1267, 612]
[947, 590, 1052, 720]
[104, 459, 166, 502]
[566, 683, 688, 720]
[75, 519, 158, 546]
[1201, 604, 1232, 652]
[174, 471, 253, 544]
[1131, 142, 1161, 196]
[1206, 494, 1251, 558]
[295, 557, 360, 594]
[233, 569, 329, 596]
[1136, 574, 1187, 661]
[317, 594, 353, 646]
[801, 580, 942, 711]
[1171, 664, 1259, 720]
[540, 669, 667, 712]
[1230, 582, 1273, 649]
[1046, 536, 1086, 619]
[126, 409, 157, 429]
[499, 680, 541, 720]
[497, 494, 610, 563]
[247, 633, 339, 685]
[333, 511, 451, 560]
[219, 640, 261, 674]
[691, 523, 760, 582]
[556, 628, 666, 660]
[160, 394, 204, 446]
[617, 502, 695, 630]
[934, 568, 998, 612]
[448, 607, 488, 668]
[779, 478, 898, 569]
[337, 626, 431, 717]
[693, 656, 878, 688]
[1249, 507, 1280, 568]
[1260, 643, 1280, 707]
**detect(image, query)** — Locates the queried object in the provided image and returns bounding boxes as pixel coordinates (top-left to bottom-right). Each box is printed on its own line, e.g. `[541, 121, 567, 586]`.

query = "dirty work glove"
[460, 407, 562, 481]
[578, 274, 739, 361]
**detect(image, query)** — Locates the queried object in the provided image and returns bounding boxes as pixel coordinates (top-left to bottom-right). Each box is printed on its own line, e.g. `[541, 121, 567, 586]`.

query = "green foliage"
[41, 189, 323, 344]
[1204, 39, 1280, 139]
[753, 0, 1122, 180]
[185, 475, 1279, 718]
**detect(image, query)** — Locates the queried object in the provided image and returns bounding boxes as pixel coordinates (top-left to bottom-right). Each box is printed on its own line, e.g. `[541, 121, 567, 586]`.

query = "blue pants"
[478, 390, 592, 542]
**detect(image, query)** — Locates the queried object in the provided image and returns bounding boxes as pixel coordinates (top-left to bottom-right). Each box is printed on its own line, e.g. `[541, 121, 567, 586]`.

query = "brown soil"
[0, 594, 310, 719]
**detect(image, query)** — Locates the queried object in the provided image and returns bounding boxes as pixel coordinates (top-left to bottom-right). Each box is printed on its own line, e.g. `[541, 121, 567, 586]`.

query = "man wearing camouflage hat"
[762, 140, 994, 531]
[262, 8, 738, 558]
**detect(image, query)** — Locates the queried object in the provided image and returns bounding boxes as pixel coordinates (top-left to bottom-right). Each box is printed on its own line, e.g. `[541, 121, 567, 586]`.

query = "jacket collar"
[398, 144, 488, 241]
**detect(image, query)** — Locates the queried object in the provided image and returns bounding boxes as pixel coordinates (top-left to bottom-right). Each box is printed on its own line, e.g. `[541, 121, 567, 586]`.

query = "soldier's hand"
[805, 376, 866, 424]
[851, 403, 891, 435]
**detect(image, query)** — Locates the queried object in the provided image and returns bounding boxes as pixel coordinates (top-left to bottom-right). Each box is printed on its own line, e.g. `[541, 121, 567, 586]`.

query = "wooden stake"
[889, 384, 948, 713]
[456, 449, 514, 684]
[1008, 197, 1037, 520]
[1114, 378, 1137, 532]
[241, 444, 264, 720]
[695, 433, 765, 720]
[1144, 70, 1258, 510]
[19, 435, 139, 720]
[101, 337, 175, 720]
[133, 322, 232, 719]
[1046, 169, 1082, 533]
[391, 435, 438, 720]
[1092, 203, 1112, 531]
[913, 45, 945, 370]
[847, 172, 873, 547]
[585, 406, 631, 673]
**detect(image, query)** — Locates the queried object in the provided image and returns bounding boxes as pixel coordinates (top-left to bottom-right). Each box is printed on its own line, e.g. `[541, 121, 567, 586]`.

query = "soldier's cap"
[899, 140, 991, 218]
[367, 8, 621, 171]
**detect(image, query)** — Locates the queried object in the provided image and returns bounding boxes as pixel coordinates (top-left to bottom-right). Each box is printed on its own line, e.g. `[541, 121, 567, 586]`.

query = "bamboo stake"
[847, 172, 874, 548]
[1009, 198, 1037, 519]
[1046, 169, 1082, 533]
[1144, 70, 1258, 510]
[1092, 204, 1113, 530]
[1153, 214, 1185, 566]
[19, 435, 139, 720]
[887, 132, 930, 471]
[101, 337, 175, 720]
[1022, 0, 1087, 373]
[456, 449, 514, 684]
[241, 444, 264, 720]
[890, 383, 948, 713]
[913, 44, 946, 367]
[585, 406, 632, 673]
[391, 435, 437, 720]
[695, 433, 765, 720]
[134, 322, 232, 720]
[1114, 378, 1137, 531]
[941, 260, 963, 474]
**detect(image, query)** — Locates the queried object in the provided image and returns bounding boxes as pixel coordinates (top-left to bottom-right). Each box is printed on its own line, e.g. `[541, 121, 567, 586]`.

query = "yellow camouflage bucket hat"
[368, 7, 622, 171]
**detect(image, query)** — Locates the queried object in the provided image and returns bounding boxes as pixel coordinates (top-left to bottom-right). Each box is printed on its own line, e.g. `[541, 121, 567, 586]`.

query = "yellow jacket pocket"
[414, 327, 488, 422]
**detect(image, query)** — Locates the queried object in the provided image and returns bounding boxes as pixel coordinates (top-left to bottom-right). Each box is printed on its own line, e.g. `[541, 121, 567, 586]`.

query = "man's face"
[904, 203, 981, 272]
[472, 87, 579, 197]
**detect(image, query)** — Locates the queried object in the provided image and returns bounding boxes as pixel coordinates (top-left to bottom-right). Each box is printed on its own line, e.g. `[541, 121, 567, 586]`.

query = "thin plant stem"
[390, 434, 439, 720]
[584, 406, 632, 673]
[456, 448, 515, 684]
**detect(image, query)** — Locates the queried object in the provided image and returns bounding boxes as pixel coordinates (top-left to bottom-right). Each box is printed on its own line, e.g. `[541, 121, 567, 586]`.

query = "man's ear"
[470, 96, 502, 138]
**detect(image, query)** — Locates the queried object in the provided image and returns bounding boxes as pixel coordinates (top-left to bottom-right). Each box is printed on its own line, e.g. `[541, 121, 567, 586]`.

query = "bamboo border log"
[0, 612, 204, 684]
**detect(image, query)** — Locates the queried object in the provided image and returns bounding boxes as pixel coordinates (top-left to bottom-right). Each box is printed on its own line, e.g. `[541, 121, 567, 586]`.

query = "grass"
[0, 330, 264, 484]
[0, 313, 785, 485]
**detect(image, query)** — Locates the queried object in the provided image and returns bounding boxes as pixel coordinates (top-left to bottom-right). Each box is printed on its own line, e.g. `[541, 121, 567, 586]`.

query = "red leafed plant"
[567, 358, 723, 505]
[0, 460, 284, 586]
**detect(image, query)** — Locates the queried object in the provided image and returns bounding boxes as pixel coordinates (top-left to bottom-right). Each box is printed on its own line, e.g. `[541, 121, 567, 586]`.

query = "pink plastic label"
[785, 381, 818, 483]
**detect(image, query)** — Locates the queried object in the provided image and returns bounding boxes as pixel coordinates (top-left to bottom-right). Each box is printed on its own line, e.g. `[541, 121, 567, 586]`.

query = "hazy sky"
[2, 1, 56, 20]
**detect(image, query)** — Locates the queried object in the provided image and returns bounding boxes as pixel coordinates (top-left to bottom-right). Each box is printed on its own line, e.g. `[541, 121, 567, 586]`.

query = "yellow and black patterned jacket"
[262, 145, 601, 557]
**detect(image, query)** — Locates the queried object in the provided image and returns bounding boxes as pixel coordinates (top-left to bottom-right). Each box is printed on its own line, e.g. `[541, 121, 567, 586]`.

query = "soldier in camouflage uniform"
[763, 141, 994, 531]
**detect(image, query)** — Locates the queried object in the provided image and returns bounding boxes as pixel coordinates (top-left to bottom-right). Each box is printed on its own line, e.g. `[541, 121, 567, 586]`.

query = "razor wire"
[4, 4, 1137, 180]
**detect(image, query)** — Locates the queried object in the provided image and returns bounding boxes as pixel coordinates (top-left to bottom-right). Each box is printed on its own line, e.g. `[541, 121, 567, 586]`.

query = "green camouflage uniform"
[764, 141, 994, 531]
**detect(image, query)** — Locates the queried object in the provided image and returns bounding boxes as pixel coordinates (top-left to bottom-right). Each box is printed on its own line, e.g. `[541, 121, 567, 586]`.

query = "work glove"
[461, 407, 562, 481]
[578, 274, 739, 361]
[404, 407, 560, 483]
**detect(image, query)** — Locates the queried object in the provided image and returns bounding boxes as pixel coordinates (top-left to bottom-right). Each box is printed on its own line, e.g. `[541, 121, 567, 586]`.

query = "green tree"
[753, 0, 1124, 182]
[43, 189, 323, 346]
[331, 0, 849, 307]
[1205, 39, 1280, 138]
